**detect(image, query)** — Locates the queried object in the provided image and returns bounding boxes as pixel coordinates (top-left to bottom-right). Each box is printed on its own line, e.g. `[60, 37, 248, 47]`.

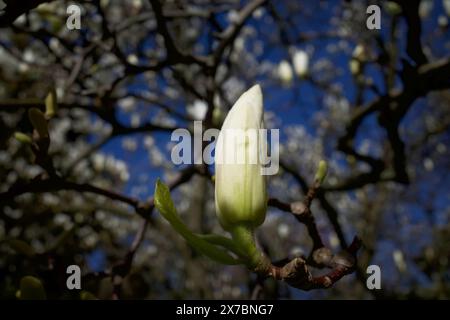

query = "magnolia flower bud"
[214, 85, 267, 231]
[277, 60, 293, 86]
[314, 160, 328, 185]
[45, 88, 58, 118]
[292, 50, 309, 78]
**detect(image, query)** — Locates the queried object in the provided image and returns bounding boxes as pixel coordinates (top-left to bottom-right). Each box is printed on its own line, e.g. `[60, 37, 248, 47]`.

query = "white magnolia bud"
[292, 50, 309, 78]
[214, 85, 267, 231]
[277, 60, 293, 86]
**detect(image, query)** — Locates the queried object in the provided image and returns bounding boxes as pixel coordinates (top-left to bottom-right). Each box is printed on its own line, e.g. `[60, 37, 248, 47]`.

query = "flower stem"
[230, 224, 271, 272]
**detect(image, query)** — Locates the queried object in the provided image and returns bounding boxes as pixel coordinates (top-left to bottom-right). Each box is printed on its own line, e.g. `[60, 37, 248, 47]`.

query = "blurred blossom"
[419, 0, 433, 18]
[164, 87, 179, 99]
[49, 38, 63, 54]
[119, 97, 136, 113]
[153, 112, 176, 127]
[5, 207, 22, 219]
[289, 246, 305, 257]
[143, 136, 155, 149]
[100, 0, 110, 8]
[253, 40, 264, 56]
[227, 10, 239, 23]
[0, 151, 11, 165]
[42, 194, 60, 207]
[393, 250, 407, 273]
[277, 60, 293, 86]
[328, 233, 340, 249]
[149, 147, 164, 166]
[93, 153, 105, 172]
[187, 100, 207, 120]
[54, 213, 73, 230]
[131, 0, 143, 11]
[234, 37, 245, 52]
[352, 44, 367, 61]
[223, 77, 246, 102]
[131, 113, 141, 128]
[292, 50, 309, 77]
[122, 138, 138, 152]
[83, 234, 99, 248]
[13, 14, 26, 26]
[436, 143, 446, 154]
[423, 158, 434, 171]
[253, 7, 265, 19]
[438, 15, 448, 28]
[277, 223, 290, 238]
[127, 54, 139, 65]
[445, 0, 450, 16]
[23, 50, 36, 63]
[110, 159, 129, 182]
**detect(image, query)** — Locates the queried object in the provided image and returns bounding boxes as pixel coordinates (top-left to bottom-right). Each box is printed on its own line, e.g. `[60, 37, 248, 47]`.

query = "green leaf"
[314, 160, 328, 185]
[154, 179, 241, 265]
[4, 239, 36, 257]
[197, 233, 246, 257]
[13, 132, 32, 145]
[28, 108, 49, 139]
[80, 291, 98, 300]
[19, 276, 46, 300]
[45, 88, 58, 118]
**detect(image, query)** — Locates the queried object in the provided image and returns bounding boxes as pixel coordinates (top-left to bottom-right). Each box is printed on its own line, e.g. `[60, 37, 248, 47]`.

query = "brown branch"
[279, 161, 348, 248]
[333, 57, 450, 191]
[0, 100, 179, 137]
[0, 165, 199, 221]
[255, 237, 362, 291]
[268, 194, 324, 252]
[212, 0, 267, 66]
[149, 0, 209, 67]
[0, 0, 55, 28]
[266, 166, 361, 290]
[394, 0, 427, 66]
[111, 219, 149, 299]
